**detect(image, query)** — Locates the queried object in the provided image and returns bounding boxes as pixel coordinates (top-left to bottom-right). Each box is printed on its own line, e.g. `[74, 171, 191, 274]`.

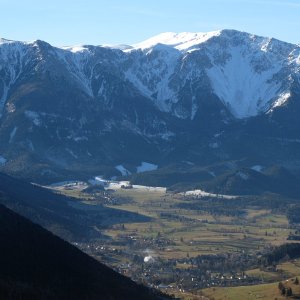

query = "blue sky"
[0, 0, 299, 46]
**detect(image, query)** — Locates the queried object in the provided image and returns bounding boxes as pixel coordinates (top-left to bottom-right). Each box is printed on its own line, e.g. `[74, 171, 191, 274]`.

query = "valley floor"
[50, 180, 300, 300]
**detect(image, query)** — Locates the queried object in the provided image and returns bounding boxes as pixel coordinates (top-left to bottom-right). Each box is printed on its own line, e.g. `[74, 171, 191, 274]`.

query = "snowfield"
[251, 165, 263, 172]
[0, 155, 7, 166]
[91, 176, 166, 192]
[184, 189, 238, 199]
[136, 162, 158, 173]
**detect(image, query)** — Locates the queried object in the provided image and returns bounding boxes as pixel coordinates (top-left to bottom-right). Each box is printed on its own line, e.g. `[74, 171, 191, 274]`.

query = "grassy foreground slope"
[202, 279, 300, 300]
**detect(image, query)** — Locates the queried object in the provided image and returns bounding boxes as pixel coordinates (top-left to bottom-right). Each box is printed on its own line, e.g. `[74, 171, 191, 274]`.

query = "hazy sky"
[1, 0, 299, 46]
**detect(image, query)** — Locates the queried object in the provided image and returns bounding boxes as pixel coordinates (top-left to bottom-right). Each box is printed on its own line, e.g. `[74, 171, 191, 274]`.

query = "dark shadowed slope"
[0, 203, 168, 300]
[0, 172, 150, 241]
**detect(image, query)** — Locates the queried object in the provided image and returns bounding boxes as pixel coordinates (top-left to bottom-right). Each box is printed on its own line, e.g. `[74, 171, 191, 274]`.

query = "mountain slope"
[0, 30, 300, 186]
[0, 172, 150, 240]
[198, 166, 300, 197]
[127, 30, 299, 119]
[0, 203, 165, 300]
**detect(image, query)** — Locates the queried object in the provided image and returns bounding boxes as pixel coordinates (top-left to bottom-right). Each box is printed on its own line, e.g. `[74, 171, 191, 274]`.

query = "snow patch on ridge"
[251, 165, 263, 172]
[130, 31, 221, 52]
[271, 92, 291, 109]
[0, 155, 7, 166]
[115, 165, 131, 176]
[61, 45, 88, 53]
[136, 162, 158, 173]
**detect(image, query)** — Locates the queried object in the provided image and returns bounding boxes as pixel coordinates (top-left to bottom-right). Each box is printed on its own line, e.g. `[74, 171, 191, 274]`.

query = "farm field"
[104, 188, 292, 258]
[202, 277, 300, 300]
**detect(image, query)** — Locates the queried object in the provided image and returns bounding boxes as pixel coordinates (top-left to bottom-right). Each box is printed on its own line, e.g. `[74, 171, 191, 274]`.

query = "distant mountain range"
[0, 30, 300, 194]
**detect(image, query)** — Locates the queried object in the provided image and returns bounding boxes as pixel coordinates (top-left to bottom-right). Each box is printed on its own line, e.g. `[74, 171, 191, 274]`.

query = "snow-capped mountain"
[0, 30, 300, 183]
[125, 30, 299, 119]
[1, 30, 299, 119]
